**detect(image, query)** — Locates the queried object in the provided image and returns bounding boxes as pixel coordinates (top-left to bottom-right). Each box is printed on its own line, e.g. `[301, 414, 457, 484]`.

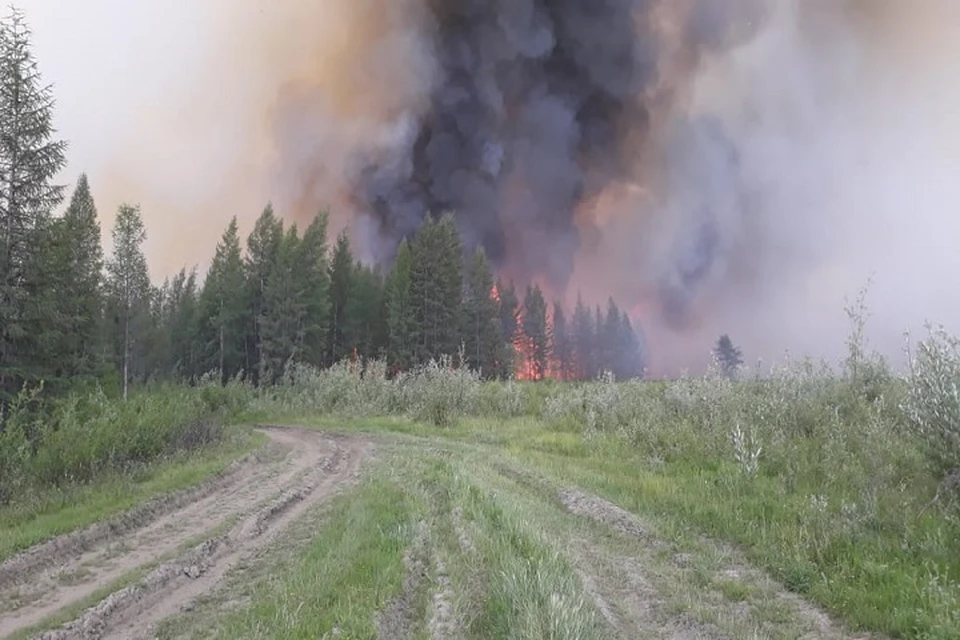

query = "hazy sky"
[21, 2, 265, 279]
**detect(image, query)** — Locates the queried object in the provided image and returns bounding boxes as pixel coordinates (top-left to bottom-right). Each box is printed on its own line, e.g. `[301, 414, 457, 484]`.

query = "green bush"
[0, 381, 247, 505]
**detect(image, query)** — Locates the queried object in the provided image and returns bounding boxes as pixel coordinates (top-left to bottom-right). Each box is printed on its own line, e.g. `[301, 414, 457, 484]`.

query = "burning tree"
[519, 284, 550, 381]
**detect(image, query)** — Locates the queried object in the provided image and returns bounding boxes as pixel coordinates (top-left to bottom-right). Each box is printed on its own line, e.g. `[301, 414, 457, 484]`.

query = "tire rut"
[0, 427, 371, 640]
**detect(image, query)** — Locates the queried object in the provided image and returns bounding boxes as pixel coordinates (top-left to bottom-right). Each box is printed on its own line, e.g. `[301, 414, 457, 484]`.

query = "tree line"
[0, 7, 646, 414]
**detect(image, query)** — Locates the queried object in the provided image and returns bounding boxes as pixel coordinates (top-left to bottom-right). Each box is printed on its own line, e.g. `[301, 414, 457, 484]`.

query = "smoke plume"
[86, 0, 960, 374]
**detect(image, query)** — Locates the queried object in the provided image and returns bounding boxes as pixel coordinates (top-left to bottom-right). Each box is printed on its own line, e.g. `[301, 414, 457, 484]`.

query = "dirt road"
[0, 427, 371, 640]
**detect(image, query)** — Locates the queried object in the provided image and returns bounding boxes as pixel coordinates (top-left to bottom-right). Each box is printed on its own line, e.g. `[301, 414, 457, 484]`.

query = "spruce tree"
[0, 8, 68, 405]
[163, 267, 200, 379]
[244, 205, 282, 384]
[327, 231, 355, 365]
[462, 247, 500, 377]
[296, 212, 330, 367]
[616, 311, 645, 379]
[259, 225, 303, 381]
[551, 301, 574, 381]
[410, 214, 464, 363]
[56, 174, 104, 382]
[496, 278, 520, 378]
[714, 334, 743, 379]
[571, 294, 594, 381]
[601, 298, 622, 377]
[594, 305, 606, 377]
[199, 218, 248, 382]
[384, 239, 417, 372]
[105, 204, 151, 400]
[522, 284, 550, 381]
[352, 263, 386, 360]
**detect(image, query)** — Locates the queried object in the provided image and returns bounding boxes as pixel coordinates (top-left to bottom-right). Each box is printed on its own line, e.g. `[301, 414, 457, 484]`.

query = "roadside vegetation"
[0, 380, 255, 561]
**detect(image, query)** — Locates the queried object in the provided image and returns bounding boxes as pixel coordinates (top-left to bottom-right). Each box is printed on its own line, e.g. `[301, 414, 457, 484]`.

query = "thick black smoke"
[350, 0, 757, 301]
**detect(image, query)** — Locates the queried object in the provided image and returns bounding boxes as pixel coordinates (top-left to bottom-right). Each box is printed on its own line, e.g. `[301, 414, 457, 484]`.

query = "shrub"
[902, 326, 960, 476]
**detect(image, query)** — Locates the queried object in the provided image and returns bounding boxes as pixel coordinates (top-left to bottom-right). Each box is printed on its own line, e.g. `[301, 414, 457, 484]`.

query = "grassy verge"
[262, 414, 958, 639]
[0, 428, 263, 563]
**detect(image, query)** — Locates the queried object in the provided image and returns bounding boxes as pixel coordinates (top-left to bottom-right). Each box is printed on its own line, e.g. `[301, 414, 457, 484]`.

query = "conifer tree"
[105, 204, 151, 399]
[522, 284, 550, 381]
[462, 247, 501, 377]
[199, 218, 247, 382]
[496, 278, 520, 378]
[0, 8, 67, 404]
[615, 310, 645, 379]
[551, 301, 574, 381]
[351, 263, 386, 360]
[714, 334, 743, 379]
[410, 214, 463, 363]
[296, 212, 331, 367]
[601, 297, 622, 377]
[327, 232, 355, 365]
[259, 225, 303, 381]
[594, 305, 606, 377]
[244, 205, 282, 383]
[56, 175, 104, 382]
[384, 239, 417, 372]
[571, 294, 594, 381]
[163, 268, 200, 379]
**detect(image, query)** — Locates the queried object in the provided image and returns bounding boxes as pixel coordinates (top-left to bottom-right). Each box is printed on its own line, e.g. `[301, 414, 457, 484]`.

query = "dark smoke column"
[353, 0, 659, 289]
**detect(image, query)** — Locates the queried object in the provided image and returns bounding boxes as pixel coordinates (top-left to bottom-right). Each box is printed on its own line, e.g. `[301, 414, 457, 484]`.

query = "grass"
[0, 428, 263, 563]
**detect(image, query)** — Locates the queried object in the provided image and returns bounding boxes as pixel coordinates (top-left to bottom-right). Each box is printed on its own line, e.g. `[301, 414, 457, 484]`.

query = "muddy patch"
[559, 489, 648, 539]
[428, 556, 458, 640]
[376, 521, 430, 640]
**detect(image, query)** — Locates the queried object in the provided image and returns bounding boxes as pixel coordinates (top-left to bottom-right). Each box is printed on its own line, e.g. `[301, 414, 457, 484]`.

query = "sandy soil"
[0, 427, 370, 640]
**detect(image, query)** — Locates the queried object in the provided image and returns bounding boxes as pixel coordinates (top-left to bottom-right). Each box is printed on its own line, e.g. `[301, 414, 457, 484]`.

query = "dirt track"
[0, 427, 370, 640]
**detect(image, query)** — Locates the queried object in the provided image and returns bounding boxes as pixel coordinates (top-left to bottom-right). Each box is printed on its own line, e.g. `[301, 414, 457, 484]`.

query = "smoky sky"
[348, 0, 756, 300]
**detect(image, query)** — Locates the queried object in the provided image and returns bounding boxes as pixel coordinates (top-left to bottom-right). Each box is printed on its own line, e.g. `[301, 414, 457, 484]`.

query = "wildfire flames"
[491, 283, 553, 382]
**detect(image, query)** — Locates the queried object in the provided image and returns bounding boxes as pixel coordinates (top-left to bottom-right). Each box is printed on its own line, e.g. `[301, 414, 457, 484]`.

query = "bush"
[902, 327, 960, 476]
[0, 382, 246, 504]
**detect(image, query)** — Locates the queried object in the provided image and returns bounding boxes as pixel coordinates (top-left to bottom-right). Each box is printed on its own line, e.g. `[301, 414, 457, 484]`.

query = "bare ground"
[0, 427, 370, 640]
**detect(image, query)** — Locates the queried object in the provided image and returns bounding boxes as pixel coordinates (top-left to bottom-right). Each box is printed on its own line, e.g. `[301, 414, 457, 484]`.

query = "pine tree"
[714, 334, 743, 379]
[244, 205, 283, 384]
[105, 204, 151, 400]
[327, 232, 355, 365]
[384, 239, 417, 372]
[551, 301, 574, 381]
[0, 8, 68, 406]
[199, 218, 248, 382]
[462, 247, 500, 377]
[571, 294, 594, 381]
[522, 284, 550, 381]
[296, 212, 330, 367]
[496, 278, 520, 378]
[259, 225, 303, 381]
